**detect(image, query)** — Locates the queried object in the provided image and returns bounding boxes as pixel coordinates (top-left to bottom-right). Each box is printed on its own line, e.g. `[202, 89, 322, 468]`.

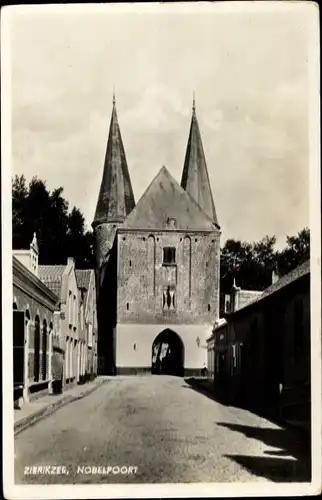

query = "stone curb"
[14, 379, 108, 436]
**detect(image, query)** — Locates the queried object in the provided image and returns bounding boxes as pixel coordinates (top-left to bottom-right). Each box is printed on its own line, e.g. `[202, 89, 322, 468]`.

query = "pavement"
[14, 376, 108, 436]
[14, 375, 311, 484]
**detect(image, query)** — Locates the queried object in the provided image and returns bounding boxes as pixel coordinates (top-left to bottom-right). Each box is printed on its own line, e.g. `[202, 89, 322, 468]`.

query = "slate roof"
[38, 265, 65, 297]
[93, 95, 135, 226]
[123, 166, 218, 231]
[75, 270, 92, 290]
[237, 259, 310, 313]
[181, 105, 219, 226]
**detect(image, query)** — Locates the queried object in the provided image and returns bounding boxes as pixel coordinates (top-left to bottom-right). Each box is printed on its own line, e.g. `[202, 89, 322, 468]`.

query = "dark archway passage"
[151, 329, 184, 377]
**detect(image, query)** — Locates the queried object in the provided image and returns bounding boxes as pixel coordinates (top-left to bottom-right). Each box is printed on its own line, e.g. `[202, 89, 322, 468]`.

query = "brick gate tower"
[93, 95, 220, 375]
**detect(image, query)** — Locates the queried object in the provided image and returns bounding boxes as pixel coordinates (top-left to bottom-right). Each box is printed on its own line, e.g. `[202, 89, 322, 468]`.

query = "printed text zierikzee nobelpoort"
[24, 465, 139, 475]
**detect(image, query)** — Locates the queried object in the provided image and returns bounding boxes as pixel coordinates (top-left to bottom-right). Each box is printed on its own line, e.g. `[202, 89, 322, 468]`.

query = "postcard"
[1, 2, 321, 498]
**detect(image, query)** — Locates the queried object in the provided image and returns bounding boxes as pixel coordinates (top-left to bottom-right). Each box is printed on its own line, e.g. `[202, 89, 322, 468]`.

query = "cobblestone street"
[15, 376, 310, 484]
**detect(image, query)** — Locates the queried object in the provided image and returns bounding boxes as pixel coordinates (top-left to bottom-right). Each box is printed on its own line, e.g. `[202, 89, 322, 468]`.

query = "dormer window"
[166, 217, 177, 229]
[163, 247, 176, 265]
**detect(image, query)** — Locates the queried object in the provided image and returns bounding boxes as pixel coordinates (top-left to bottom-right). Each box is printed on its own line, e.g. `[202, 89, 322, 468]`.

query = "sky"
[8, 2, 315, 249]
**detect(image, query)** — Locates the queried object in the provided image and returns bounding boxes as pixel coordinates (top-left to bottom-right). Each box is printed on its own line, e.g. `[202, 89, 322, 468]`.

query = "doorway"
[151, 329, 184, 377]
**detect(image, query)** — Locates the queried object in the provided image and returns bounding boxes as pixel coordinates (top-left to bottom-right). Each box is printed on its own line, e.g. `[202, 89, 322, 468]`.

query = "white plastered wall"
[116, 323, 211, 369]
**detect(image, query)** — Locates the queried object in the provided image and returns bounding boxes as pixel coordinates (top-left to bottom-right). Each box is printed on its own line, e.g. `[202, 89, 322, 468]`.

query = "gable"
[123, 166, 217, 231]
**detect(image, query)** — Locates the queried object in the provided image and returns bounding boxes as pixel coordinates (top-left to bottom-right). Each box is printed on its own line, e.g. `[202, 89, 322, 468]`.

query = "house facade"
[39, 257, 85, 385]
[207, 260, 311, 428]
[13, 234, 64, 403]
[93, 95, 220, 376]
[75, 269, 98, 380]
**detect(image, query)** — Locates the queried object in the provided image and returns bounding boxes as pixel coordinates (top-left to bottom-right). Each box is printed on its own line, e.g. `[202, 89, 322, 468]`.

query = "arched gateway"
[151, 329, 184, 377]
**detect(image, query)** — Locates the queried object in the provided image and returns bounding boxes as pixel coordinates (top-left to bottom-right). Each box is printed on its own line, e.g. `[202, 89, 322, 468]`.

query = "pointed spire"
[93, 95, 135, 226]
[113, 85, 115, 106]
[180, 100, 219, 226]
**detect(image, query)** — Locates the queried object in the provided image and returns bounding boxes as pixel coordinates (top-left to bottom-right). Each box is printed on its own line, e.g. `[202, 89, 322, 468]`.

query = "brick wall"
[13, 283, 56, 388]
[117, 229, 220, 325]
[209, 272, 310, 424]
[282, 283, 310, 388]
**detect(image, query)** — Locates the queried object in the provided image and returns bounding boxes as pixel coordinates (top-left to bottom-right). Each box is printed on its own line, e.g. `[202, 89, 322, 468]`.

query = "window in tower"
[163, 247, 176, 265]
[162, 286, 175, 310]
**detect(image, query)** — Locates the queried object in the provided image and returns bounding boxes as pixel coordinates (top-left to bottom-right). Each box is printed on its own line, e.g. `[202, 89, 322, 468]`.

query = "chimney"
[67, 257, 75, 267]
[231, 278, 241, 312]
[272, 270, 279, 285]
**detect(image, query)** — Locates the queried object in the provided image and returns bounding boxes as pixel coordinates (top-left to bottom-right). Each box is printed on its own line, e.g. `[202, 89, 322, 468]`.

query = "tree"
[66, 207, 95, 269]
[48, 187, 70, 264]
[220, 229, 310, 295]
[220, 235, 277, 294]
[275, 227, 310, 276]
[12, 174, 95, 268]
[12, 175, 28, 250]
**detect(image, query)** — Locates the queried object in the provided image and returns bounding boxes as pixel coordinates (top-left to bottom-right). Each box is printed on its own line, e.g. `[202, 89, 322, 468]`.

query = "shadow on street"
[217, 422, 310, 460]
[183, 378, 311, 483]
[223, 454, 310, 482]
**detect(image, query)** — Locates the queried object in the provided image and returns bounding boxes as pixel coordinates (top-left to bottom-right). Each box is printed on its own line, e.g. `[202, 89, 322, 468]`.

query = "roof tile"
[93, 98, 135, 225]
[123, 166, 217, 231]
[38, 265, 65, 296]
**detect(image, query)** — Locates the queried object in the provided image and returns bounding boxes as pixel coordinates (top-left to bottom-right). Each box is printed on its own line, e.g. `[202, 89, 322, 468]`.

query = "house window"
[163, 247, 176, 265]
[88, 322, 93, 347]
[68, 291, 72, 325]
[73, 294, 76, 326]
[126, 303, 129, 310]
[80, 304, 84, 331]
